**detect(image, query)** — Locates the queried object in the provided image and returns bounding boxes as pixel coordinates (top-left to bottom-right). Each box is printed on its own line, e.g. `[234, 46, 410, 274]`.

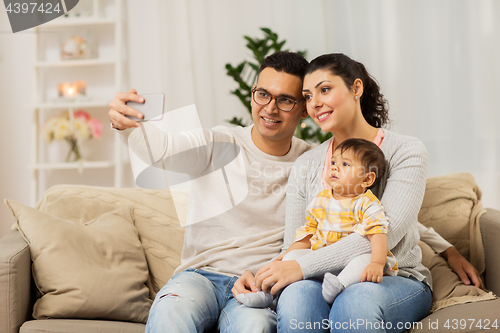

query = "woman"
[254, 53, 434, 332]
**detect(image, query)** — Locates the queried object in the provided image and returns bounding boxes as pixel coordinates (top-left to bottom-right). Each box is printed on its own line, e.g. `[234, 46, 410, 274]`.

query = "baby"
[237, 138, 397, 307]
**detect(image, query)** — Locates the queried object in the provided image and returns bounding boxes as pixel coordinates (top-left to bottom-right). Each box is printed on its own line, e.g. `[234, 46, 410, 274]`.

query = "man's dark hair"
[335, 138, 387, 189]
[258, 51, 309, 79]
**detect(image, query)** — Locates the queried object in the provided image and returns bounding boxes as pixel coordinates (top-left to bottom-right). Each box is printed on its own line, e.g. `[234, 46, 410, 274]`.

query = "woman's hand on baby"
[361, 263, 384, 283]
[232, 270, 259, 300]
[255, 260, 303, 295]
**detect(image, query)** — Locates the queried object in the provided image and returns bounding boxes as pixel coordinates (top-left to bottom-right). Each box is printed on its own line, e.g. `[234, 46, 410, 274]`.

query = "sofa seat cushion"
[409, 298, 500, 332]
[5, 201, 152, 323]
[20, 319, 145, 333]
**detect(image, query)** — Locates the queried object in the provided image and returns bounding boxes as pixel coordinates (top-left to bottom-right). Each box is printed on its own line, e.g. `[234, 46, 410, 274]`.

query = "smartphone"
[125, 93, 165, 122]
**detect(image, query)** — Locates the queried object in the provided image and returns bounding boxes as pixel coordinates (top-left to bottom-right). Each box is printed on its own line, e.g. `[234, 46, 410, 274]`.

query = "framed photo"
[61, 34, 95, 60]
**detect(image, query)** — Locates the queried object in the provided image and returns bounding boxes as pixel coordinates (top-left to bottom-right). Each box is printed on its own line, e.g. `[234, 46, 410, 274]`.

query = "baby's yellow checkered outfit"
[294, 189, 398, 275]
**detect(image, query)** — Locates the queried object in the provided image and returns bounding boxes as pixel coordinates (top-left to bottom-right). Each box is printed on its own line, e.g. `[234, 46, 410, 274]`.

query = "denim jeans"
[145, 268, 277, 333]
[277, 276, 431, 333]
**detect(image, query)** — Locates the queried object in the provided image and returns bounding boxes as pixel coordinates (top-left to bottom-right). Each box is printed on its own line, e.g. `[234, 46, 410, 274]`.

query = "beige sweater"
[120, 124, 311, 277]
[285, 130, 433, 287]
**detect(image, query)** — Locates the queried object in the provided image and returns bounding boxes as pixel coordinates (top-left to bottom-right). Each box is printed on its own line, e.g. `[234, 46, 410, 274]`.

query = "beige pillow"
[419, 241, 495, 312]
[28, 185, 186, 298]
[418, 172, 486, 275]
[418, 173, 497, 311]
[5, 200, 152, 323]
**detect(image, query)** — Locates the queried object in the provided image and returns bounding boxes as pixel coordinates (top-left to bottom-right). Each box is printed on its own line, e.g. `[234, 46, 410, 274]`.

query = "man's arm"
[417, 222, 452, 253]
[419, 223, 484, 289]
[109, 89, 237, 177]
[441, 246, 483, 289]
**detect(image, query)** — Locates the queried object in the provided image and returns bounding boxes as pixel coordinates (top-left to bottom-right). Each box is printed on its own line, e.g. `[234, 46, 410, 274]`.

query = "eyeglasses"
[251, 88, 304, 112]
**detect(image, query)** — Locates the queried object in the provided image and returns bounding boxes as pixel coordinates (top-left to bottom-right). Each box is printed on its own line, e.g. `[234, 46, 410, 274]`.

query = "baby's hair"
[334, 138, 386, 189]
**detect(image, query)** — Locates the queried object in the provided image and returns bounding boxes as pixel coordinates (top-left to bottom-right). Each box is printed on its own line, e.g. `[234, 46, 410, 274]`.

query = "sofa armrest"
[480, 208, 500, 295]
[0, 230, 32, 333]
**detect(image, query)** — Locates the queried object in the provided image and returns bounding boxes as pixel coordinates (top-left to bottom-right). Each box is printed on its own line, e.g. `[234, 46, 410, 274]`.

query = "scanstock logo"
[4, 0, 79, 33]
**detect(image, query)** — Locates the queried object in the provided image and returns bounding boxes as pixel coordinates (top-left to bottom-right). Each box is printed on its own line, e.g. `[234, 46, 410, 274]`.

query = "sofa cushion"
[20, 319, 145, 333]
[0, 230, 31, 333]
[419, 241, 495, 312]
[5, 201, 152, 323]
[409, 298, 500, 332]
[418, 172, 486, 275]
[30, 185, 187, 298]
[417, 172, 497, 312]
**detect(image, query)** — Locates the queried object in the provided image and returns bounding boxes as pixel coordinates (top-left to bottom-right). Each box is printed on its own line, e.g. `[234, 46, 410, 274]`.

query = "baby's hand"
[361, 263, 384, 283]
[273, 253, 285, 261]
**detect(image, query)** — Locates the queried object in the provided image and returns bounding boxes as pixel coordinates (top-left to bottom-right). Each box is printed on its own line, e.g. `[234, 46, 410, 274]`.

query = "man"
[109, 51, 311, 332]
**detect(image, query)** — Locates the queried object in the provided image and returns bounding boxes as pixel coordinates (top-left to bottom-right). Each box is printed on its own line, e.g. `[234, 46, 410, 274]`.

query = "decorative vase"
[65, 137, 82, 162]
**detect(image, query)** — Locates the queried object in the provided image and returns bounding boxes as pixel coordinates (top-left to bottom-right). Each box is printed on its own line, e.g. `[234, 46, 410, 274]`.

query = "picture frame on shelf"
[60, 33, 96, 60]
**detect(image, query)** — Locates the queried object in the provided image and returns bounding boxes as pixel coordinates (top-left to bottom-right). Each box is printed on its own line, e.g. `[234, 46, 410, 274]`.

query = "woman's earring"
[355, 96, 359, 100]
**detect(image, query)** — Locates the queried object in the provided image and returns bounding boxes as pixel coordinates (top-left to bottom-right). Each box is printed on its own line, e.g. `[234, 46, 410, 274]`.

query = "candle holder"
[58, 81, 86, 99]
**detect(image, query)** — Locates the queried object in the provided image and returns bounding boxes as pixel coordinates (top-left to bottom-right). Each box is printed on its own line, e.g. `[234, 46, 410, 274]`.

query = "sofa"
[0, 172, 499, 333]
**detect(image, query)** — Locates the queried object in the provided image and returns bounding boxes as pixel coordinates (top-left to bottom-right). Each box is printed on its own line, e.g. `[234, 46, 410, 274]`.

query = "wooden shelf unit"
[31, 0, 125, 204]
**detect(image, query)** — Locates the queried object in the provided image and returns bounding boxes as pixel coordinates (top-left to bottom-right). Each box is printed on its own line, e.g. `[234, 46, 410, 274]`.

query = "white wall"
[0, 15, 34, 238]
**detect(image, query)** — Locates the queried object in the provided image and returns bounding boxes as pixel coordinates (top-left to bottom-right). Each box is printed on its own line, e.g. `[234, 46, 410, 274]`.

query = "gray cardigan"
[285, 129, 432, 287]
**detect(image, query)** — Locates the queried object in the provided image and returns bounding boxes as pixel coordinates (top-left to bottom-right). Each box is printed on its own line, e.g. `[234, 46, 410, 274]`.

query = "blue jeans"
[145, 268, 277, 333]
[277, 276, 431, 333]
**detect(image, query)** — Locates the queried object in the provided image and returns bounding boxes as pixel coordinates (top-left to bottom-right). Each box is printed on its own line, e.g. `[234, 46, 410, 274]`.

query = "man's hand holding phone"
[108, 89, 145, 130]
[109, 90, 166, 131]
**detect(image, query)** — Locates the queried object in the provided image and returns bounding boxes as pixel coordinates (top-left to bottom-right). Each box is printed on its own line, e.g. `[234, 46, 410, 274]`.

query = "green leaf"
[244, 36, 256, 47]
[260, 27, 272, 35]
[226, 117, 249, 127]
[248, 62, 260, 72]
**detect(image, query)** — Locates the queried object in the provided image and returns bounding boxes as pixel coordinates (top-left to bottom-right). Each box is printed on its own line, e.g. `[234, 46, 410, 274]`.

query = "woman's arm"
[378, 137, 428, 249]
